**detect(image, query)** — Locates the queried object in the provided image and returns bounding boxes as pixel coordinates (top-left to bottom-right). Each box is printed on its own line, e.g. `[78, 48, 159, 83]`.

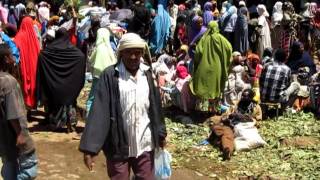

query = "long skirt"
[48, 104, 77, 132]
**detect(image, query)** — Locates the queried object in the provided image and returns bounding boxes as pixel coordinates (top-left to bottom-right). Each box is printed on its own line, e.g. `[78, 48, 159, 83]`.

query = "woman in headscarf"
[14, 2, 26, 23]
[188, 15, 207, 70]
[234, 7, 249, 54]
[171, 65, 195, 113]
[86, 28, 117, 116]
[190, 21, 232, 113]
[287, 41, 316, 75]
[212, 1, 219, 20]
[203, 1, 214, 27]
[8, 6, 17, 27]
[0, 2, 8, 24]
[14, 16, 40, 108]
[127, 3, 151, 41]
[220, 1, 231, 17]
[221, 6, 238, 45]
[271, 1, 283, 49]
[189, 15, 207, 45]
[173, 15, 187, 51]
[37, 28, 86, 132]
[256, 4, 272, 58]
[150, 0, 171, 55]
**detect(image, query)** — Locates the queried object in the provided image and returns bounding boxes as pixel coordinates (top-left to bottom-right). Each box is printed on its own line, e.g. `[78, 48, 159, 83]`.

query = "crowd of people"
[0, 0, 319, 179]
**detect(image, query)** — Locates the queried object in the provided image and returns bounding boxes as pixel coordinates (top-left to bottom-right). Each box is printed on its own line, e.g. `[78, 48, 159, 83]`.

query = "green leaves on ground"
[166, 112, 320, 179]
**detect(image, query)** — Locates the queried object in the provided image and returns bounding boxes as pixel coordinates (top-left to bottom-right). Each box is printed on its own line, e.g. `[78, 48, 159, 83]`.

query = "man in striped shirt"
[80, 33, 167, 180]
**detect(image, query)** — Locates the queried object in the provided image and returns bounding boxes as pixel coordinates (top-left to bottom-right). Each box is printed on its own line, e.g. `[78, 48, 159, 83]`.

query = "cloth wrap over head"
[117, 33, 152, 65]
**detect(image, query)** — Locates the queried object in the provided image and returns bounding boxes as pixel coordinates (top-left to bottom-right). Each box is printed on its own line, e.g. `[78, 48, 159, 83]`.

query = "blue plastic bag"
[154, 149, 172, 180]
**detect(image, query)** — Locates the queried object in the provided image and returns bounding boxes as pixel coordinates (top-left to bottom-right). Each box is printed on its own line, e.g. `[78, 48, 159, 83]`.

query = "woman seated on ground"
[172, 65, 195, 113]
[153, 53, 176, 106]
[162, 65, 195, 113]
[287, 41, 317, 75]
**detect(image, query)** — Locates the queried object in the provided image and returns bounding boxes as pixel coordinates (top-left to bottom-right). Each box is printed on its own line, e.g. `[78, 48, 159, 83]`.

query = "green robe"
[190, 21, 232, 99]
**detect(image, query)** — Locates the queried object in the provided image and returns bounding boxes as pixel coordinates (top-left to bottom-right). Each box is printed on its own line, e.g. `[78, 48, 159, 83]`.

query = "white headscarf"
[310, 2, 318, 17]
[257, 4, 269, 17]
[38, 5, 50, 23]
[220, 1, 229, 15]
[239, 1, 246, 7]
[272, 1, 283, 27]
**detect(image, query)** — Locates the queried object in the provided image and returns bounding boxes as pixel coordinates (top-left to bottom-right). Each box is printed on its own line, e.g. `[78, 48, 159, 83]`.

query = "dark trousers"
[107, 151, 155, 180]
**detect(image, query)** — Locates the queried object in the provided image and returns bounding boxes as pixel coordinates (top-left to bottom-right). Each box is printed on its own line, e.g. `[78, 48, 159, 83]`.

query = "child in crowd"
[0, 44, 38, 179]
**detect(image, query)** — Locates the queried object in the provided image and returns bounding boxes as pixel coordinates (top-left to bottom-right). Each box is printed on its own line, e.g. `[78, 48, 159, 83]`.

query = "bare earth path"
[5, 121, 210, 180]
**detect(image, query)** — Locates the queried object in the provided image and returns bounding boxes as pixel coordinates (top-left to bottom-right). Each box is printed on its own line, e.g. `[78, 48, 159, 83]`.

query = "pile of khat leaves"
[165, 112, 320, 179]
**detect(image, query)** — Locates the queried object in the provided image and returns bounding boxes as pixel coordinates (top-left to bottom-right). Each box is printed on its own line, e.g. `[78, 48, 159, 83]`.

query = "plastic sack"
[154, 149, 172, 180]
[234, 122, 267, 151]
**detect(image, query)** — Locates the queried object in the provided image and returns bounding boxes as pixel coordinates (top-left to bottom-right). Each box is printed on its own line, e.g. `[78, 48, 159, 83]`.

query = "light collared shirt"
[116, 61, 153, 157]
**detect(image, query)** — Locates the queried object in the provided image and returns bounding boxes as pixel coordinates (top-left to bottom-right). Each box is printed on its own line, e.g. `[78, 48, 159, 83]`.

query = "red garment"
[312, 8, 320, 29]
[14, 17, 40, 108]
[69, 27, 77, 45]
[248, 53, 263, 78]
[281, 30, 292, 58]
[176, 65, 189, 79]
[178, 25, 188, 44]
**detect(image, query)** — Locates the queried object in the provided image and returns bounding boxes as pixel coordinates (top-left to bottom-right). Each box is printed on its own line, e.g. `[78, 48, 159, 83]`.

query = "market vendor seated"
[260, 49, 300, 108]
[208, 89, 262, 160]
[235, 89, 262, 123]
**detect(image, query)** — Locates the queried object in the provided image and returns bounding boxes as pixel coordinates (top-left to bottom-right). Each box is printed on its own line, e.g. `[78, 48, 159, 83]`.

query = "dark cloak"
[287, 41, 316, 75]
[37, 28, 86, 108]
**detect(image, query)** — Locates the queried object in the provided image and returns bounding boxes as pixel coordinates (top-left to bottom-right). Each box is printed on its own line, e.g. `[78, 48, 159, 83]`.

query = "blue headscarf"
[220, 6, 237, 30]
[150, 0, 171, 55]
[203, 2, 214, 26]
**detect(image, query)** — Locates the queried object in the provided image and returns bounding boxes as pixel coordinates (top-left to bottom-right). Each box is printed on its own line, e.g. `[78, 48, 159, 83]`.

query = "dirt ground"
[0, 117, 211, 180]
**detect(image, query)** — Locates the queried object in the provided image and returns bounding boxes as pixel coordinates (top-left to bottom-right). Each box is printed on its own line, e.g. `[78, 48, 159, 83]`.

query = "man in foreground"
[79, 33, 167, 179]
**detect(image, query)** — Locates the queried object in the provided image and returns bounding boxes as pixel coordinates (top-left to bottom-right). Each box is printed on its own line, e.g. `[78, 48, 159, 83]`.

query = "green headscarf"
[89, 28, 117, 78]
[190, 21, 232, 99]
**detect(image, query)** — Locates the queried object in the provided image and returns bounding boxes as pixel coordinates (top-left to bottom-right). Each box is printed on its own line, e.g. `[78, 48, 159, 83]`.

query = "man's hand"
[84, 153, 97, 171]
[16, 132, 26, 146]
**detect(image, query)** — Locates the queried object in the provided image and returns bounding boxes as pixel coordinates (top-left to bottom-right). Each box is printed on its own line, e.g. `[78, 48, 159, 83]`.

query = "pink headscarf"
[0, 4, 8, 24]
[178, 4, 186, 11]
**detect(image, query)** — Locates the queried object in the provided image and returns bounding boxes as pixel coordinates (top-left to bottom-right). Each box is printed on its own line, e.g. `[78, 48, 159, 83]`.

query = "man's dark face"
[299, 44, 304, 54]
[196, 18, 203, 29]
[5, 54, 15, 66]
[120, 48, 144, 74]
[241, 91, 251, 103]
[169, 0, 174, 6]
